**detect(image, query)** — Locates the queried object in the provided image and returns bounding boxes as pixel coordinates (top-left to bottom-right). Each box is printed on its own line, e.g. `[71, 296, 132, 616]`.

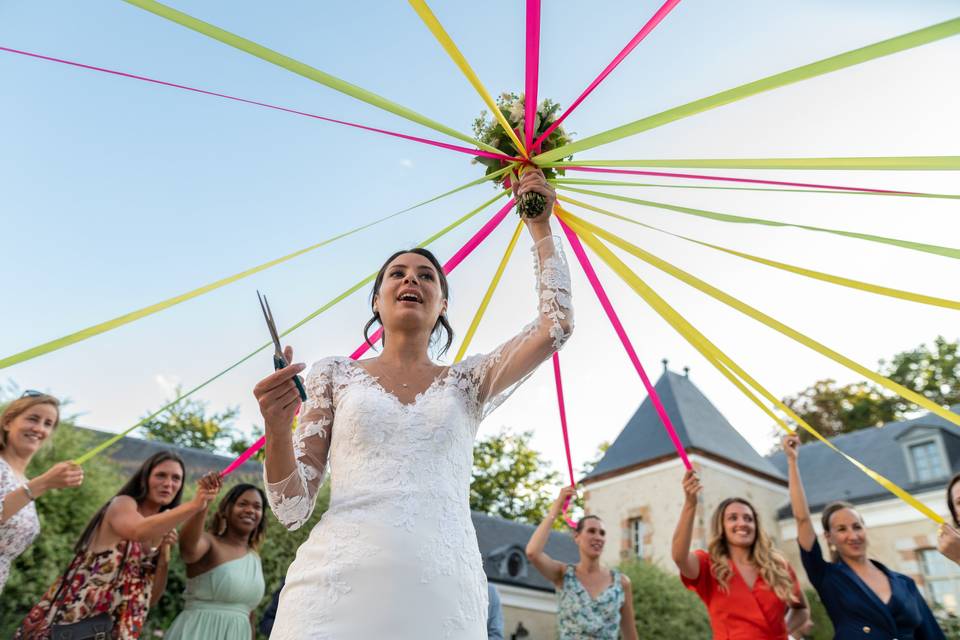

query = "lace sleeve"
[264, 358, 335, 531]
[461, 234, 573, 419]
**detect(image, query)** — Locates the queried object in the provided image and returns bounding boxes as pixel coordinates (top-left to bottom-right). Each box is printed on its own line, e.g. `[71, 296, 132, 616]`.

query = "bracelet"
[22, 482, 36, 501]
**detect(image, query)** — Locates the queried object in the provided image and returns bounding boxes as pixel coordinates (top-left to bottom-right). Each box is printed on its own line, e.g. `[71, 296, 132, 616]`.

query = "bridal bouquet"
[472, 92, 573, 218]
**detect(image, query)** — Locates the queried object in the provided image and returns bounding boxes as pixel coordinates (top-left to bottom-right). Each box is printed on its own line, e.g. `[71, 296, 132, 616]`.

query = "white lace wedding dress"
[265, 235, 573, 640]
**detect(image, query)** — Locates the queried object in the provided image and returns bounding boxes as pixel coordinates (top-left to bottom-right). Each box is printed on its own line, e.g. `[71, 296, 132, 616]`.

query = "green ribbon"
[73, 191, 507, 464]
[559, 185, 960, 261]
[541, 156, 960, 171]
[535, 18, 960, 163]
[1, 166, 513, 371]
[121, 0, 498, 153]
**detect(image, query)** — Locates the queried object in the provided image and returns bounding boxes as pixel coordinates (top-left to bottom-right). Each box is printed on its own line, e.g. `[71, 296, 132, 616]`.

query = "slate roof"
[584, 368, 784, 483]
[768, 405, 960, 519]
[76, 427, 262, 480]
[77, 428, 576, 591]
[473, 510, 579, 591]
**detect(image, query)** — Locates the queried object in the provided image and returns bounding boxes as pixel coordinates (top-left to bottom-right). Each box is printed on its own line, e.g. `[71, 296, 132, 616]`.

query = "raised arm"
[259, 352, 334, 531]
[106, 478, 218, 544]
[1, 460, 83, 524]
[672, 469, 703, 580]
[784, 434, 816, 552]
[526, 486, 574, 587]
[178, 472, 222, 564]
[472, 171, 573, 409]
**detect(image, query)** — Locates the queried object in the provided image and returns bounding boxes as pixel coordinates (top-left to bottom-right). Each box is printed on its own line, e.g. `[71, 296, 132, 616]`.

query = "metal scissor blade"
[257, 290, 283, 356]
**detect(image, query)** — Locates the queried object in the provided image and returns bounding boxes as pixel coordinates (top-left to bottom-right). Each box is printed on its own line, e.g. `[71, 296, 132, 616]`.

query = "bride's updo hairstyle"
[363, 248, 454, 356]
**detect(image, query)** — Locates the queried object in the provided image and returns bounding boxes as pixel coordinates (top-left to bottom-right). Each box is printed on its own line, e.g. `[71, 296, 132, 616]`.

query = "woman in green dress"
[166, 482, 267, 640]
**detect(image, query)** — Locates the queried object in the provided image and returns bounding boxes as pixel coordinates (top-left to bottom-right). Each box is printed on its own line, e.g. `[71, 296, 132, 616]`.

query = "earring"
[217, 517, 227, 536]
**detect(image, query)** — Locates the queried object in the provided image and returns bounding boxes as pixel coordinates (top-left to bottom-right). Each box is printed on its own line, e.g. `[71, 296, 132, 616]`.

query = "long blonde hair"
[708, 497, 796, 603]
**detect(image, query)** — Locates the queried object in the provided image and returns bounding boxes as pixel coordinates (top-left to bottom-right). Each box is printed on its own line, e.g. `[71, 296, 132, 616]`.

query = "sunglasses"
[20, 390, 59, 404]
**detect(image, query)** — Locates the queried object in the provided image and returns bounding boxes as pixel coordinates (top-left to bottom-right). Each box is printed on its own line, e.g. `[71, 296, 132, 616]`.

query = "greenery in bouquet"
[472, 92, 574, 217]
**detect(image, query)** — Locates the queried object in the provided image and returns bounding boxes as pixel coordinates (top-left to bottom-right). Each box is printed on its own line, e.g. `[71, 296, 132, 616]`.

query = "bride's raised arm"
[466, 170, 573, 415]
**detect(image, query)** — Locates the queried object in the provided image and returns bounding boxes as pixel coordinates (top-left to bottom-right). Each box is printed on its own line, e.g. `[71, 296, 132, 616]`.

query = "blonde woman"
[672, 469, 810, 639]
[0, 391, 83, 593]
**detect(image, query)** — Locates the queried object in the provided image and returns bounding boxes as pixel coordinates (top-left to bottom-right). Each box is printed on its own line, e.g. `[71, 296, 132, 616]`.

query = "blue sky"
[2, 1, 958, 479]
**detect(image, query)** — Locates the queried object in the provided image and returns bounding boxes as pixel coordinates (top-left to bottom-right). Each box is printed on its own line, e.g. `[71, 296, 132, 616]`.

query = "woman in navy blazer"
[784, 434, 944, 639]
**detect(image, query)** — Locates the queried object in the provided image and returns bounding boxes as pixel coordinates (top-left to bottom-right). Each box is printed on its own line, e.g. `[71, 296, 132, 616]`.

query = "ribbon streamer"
[75, 192, 507, 466]
[558, 194, 960, 310]
[552, 353, 579, 529]
[542, 156, 960, 171]
[535, 18, 960, 163]
[524, 0, 541, 152]
[560, 215, 943, 524]
[533, 0, 683, 152]
[121, 0, 498, 154]
[559, 166, 913, 196]
[551, 177, 959, 201]
[351, 198, 516, 360]
[559, 185, 960, 260]
[561, 209, 960, 428]
[454, 221, 524, 363]
[407, 0, 526, 156]
[0, 46, 518, 164]
[1, 166, 515, 371]
[557, 211, 692, 469]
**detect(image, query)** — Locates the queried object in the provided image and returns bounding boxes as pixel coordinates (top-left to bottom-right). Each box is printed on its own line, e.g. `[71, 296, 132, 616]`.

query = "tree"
[579, 440, 611, 477]
[619, 559, 711, 637]
[470, 428, 560, 525]
[780, 336, 960, 443]
[140, 387, 244, 454]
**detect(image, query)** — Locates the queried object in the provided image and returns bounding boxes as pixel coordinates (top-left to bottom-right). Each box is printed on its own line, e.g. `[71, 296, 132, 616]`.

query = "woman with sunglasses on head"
[672, 469, 810, 639]
[166, 482, 267, 640]
[526, 486, 638, 640]
[15, 452, 220, 640]
[255, 169, 572, 640]
[785, 434, 944, 639]
[0, 390, 84, 594]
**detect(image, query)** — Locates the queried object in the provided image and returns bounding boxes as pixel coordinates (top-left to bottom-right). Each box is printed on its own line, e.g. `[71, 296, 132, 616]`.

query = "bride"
[254, 168, 572, 639]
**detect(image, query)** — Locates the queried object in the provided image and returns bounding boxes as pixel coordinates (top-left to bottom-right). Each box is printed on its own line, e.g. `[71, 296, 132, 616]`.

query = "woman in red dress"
[672, 469, 811, 639]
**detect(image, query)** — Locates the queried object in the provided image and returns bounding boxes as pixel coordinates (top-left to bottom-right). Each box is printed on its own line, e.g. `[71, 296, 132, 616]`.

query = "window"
[629, 518, 645, 559]
[910, 441, 947, 481]
[920, 549, 960, 613]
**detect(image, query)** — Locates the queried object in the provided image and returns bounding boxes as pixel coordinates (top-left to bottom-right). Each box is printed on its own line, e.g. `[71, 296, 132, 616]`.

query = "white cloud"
[399, 158, 414, 169]
[154, 374, 181, 397]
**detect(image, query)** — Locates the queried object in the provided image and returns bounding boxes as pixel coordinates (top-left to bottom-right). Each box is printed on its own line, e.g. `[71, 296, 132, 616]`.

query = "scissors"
[257, 290, 307, 402]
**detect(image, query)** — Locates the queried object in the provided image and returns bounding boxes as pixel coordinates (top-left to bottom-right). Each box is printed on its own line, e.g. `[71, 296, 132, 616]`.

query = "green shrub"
[619, 559, 712, 639]
[803, 588, 835, 640]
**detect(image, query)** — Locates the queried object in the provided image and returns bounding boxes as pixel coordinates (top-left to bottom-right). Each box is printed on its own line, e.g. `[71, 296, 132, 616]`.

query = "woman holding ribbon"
[16, 453, 220, 639]
[254, 168, 572, 640]
[1, 390, 84, 594]
[672, 469, 810, 639]
[526, 486, 638, 640]
[166, 482, 266, 640]
[784, 434, 944, 639]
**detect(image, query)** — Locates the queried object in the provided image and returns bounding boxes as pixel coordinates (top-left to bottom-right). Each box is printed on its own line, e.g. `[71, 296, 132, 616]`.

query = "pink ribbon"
[224, 200, 516, 475]
[552, 353, 579, 529]
[533, 0, 683, 152]
[523, 0, 541, 152]
[0, 46, 519, 164]
[558, 218, 692, 469]
[561, 165, 915, 195]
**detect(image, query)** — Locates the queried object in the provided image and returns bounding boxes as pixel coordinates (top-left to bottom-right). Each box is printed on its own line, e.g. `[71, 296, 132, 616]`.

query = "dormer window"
[910, 441, 947, 482]
[898, 426, 950, 483]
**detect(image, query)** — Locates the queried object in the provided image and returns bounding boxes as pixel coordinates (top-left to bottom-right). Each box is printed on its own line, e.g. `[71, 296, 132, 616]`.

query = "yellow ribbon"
[542, 156, 960, 171]
[557, 194, 960, 311]
[407, 0, 527, 157]
[454, 221, 524, 363]
[557, 209, 944, 524]
[560, 209, 960, 429]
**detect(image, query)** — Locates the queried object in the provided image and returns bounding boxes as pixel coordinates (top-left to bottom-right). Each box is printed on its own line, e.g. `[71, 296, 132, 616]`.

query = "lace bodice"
[0, 456, 40, 593]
